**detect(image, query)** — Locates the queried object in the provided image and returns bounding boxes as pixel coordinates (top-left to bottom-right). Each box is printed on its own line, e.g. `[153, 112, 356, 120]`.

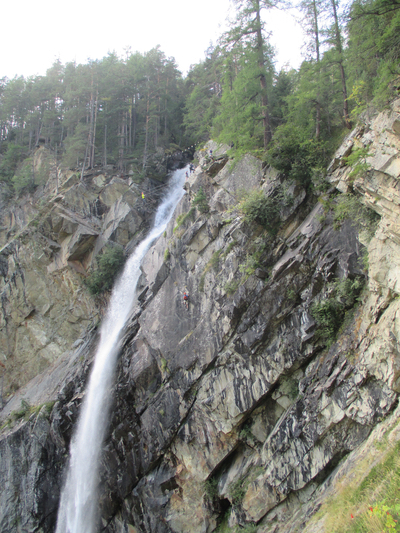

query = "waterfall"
[55, 167, 186, 533]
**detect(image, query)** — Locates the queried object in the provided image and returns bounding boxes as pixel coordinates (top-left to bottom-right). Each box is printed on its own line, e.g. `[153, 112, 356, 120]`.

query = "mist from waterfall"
[55, 167, 186, 533]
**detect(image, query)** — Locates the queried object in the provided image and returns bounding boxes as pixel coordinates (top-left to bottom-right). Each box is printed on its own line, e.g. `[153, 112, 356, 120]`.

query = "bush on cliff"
[84, 246, 125, 295]
[311, 276, 365, 344]
[12, 158, 36, 195]
[236, 188, 283, 234]
[192, 187, 209, 213]
[0, 144, 28, 183]
[266, 125, 331, 188]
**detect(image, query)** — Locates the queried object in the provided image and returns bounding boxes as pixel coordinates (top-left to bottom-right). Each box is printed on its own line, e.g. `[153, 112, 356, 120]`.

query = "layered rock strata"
[0, 149, 158, 396]
[1, 101, 400, 533]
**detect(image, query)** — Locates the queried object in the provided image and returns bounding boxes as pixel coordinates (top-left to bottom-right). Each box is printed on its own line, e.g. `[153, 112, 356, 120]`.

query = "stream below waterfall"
[55, 166, 187, 533]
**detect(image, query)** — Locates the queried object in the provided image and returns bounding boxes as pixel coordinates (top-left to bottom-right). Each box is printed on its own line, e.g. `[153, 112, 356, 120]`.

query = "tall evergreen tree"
[347, 0, 400, 109]
[213, 0, 277, 150]
[183, 45, 224, 145]
[300, 0, 323, 138]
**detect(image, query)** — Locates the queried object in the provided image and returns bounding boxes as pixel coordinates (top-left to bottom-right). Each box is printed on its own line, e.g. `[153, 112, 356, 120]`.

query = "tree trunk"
[118, 117, 124, 172]
[103, 102, 108, 167]
[143, 95, 150, 171]
[90, 90, 98, 168]
[81, 135, 90, 182]
[330, 0, 351, 128]
[255, 0, 271, 147]
[164, 77, 169, 136]
[104, 123, 107, 167]
[55, 144, 59, 194]
[88, 95, 94, 168]
[132, 94, 137, 149]
[312, 0, 322, 139]
[129, 97, 133, 148]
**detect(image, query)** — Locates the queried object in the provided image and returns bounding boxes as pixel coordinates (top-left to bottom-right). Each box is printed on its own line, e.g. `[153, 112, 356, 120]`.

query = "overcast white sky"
[1, 0, 305, 80]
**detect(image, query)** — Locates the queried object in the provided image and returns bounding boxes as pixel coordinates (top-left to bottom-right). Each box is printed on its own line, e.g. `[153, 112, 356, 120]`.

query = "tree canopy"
[1, 0, 399, 195]
[0, 48, 185, 190]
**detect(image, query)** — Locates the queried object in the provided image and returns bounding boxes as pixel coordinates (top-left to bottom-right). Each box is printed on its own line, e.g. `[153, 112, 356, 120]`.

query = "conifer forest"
[1, 0, 399, 193]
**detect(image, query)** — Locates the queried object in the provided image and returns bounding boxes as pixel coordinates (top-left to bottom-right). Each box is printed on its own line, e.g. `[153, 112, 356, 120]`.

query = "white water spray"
[55, 167, 186, 533]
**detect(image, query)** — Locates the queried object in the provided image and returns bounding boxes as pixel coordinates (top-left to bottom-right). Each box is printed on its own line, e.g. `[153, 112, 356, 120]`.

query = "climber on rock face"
[183, 290, 189, 310]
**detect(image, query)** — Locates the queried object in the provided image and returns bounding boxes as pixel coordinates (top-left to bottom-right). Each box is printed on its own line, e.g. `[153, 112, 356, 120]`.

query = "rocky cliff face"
[0, 149, 161, 397]
[1, 100, 400, 533]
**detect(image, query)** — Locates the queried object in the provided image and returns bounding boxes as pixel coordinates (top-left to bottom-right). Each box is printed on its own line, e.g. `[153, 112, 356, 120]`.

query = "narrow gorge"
[2, 99, 400, 533]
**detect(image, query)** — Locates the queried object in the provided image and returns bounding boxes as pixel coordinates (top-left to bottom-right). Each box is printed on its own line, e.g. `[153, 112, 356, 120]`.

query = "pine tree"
[300, 0, 324, 138]
[213, 0, 277, 150]
[322, 0, 351, 128]
[183, 45, 224, 145]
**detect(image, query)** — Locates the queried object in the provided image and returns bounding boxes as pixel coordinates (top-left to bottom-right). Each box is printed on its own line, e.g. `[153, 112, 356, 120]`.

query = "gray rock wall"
[0, 153, 156, 398]
[2, 103, 400, 533]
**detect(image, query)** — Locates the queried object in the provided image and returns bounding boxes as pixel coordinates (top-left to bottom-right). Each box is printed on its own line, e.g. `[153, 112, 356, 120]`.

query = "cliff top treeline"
[1, 0, 399, 195]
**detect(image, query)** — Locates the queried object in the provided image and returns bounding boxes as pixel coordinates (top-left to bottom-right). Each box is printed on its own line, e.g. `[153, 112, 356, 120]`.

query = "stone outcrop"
[0, 149, 161, 397]
[2, 100, 400, 533]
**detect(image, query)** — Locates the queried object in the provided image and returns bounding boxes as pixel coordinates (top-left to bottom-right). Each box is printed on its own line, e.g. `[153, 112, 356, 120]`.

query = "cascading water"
[55, 167, 187, 533]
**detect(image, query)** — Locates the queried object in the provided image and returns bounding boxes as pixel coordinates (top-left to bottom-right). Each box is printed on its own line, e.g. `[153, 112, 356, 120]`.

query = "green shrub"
[0, 143, 28, 183]
[344, 147, 371, 180]
[311, 276, 365, 344]
[204, 478, 219, 501]
[230, 478, 246, 506]
[224, 279, 240, 295]
[84, 246, 125, 295]
[210, 250, 222, 270]
[160, 356, 169, 373]
[222, 240, 237, 259]
[239, 253, 261, 278]
[199, 249, 223, 292]
[174, 213, 186, 229]
[214, 511, 231, 533]
[333, 193, 380, 241]
[199, 273, 206, 292]
[265, 124, 329, 188]
[235, 188, 288, 234]
[1, 399, 57, 431]
[240, 524, 258, 533]
[13, 399, 32, 420]
[3, 399, 33, 427]
[12, 158, 35, 194]
[239, 422, 253, 441]
[334, 277, 364, 308]
[286, 288, 296, 301]
[192, 187, 209, 213]
[42, 401, 56, 416]
[280, 376, 299, 400]
[311, 299, 344, 340]
[173, 207, 195, 233]
[238, 189, 278, 228]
